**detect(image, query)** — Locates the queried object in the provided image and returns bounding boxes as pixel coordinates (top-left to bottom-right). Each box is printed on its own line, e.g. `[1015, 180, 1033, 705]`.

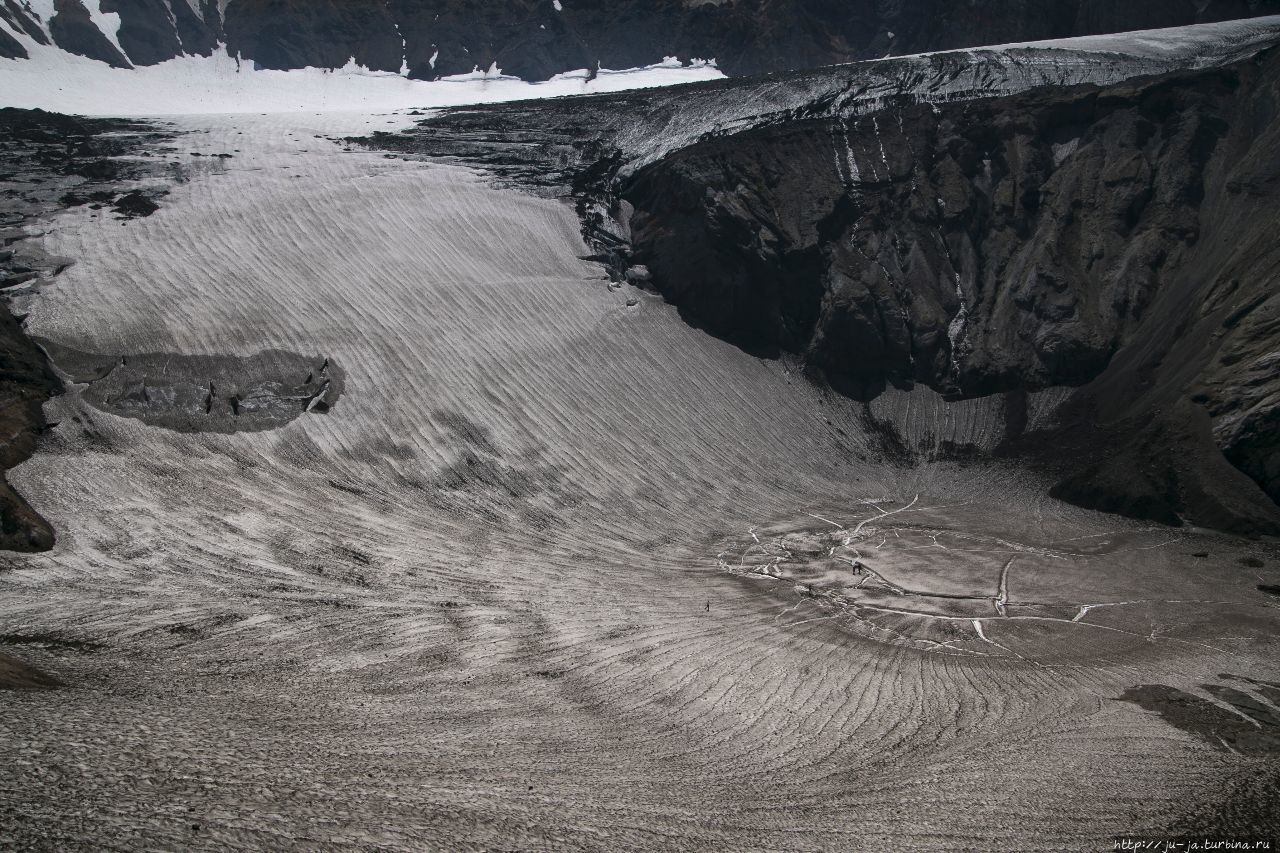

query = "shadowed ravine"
[0, 105, 1276, 850]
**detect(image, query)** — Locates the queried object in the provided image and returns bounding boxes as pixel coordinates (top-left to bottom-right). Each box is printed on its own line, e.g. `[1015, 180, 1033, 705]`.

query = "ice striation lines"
[0, 112, 1274, 850]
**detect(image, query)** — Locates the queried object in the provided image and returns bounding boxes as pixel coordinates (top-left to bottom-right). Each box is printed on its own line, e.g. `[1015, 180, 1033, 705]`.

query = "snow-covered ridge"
[601, 15, 1280, 173]
[0, 36, 724, 115]
[1, 15, 1278, 118]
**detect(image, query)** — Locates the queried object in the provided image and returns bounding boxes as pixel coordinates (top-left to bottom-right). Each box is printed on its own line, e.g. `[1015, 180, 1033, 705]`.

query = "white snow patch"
[831, 124, 859, 190]
[553, 0, 562, 10]
[23, 0, 54, 20]
[21, 0, 55, 39]
[85, 0, 127, 60]
[0, 38, 724, 115]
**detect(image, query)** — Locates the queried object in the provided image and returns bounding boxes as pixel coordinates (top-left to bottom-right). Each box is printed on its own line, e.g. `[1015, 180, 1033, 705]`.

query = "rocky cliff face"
[622, 71, 1232, 397]
[618, 51, 1280, 532]
[4, 0, 1280, 78]
[363, 30, 1280, 534]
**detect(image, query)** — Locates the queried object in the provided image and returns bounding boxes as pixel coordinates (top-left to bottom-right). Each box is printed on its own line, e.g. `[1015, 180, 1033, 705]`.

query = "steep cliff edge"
[619, 51, 1280, 531]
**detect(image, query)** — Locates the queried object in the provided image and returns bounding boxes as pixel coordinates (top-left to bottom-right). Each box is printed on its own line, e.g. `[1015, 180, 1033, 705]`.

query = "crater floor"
[0, 112, 1277, 850]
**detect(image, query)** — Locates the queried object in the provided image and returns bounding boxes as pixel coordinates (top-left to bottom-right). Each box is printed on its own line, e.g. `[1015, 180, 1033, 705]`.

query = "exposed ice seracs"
[175, 0, 204, 21]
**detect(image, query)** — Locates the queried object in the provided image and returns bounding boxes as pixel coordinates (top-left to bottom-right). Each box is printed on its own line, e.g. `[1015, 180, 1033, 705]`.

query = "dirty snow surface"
[2, 20, 1280, 853]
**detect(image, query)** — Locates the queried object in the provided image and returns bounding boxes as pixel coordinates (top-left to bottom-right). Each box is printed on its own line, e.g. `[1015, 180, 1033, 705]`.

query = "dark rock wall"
[619, 51, 1280, 532]
[7, 0, 1280, 77]
[47, 0, 131, 68]
[174, 0, 224, 56]
[102, 0, 186, 66]
[0, 25, 25, 59]
[623, 71, 1233, 399]
[220, 0, 1280, 79]
[224, 0, 402, 73]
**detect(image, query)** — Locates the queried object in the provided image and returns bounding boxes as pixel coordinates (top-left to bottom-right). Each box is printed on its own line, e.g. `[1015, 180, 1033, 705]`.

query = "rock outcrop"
[42, 343, 342, 432]
[621, 69, 1232, 397]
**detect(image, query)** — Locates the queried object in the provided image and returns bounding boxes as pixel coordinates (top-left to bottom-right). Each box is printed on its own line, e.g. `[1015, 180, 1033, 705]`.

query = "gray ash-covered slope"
[367, 22, 1280, 534]
[0, 110, 344, 554]
[0, 108, 170, 552]
[4, 0, 1280, 77]
[624, 59, 1280, 533]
